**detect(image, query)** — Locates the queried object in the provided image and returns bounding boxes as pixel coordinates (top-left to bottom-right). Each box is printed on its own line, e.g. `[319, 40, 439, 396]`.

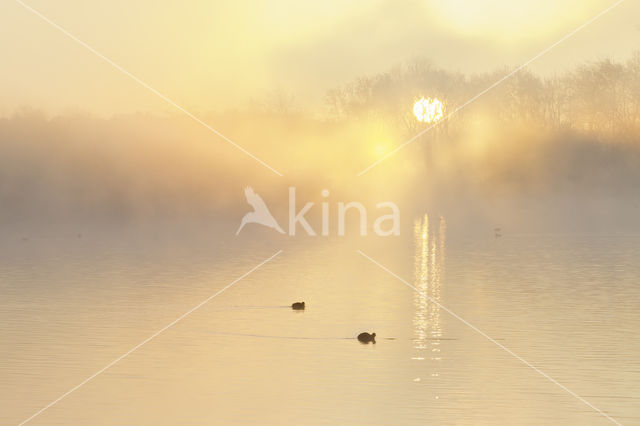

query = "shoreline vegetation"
[1, 55, 639, 231]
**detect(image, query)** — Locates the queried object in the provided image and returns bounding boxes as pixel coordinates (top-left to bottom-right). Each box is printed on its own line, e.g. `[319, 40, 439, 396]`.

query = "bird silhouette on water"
[236, 187, 285, 235]
[357, 332, 376, 344]
[291, 302, 305, 310]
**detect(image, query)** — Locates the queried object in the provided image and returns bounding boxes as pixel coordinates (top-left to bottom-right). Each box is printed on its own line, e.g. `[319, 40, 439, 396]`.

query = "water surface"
[2, 219, 639, 425]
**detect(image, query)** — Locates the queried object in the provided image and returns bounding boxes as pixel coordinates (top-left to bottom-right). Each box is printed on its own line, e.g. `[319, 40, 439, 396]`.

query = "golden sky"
[1, 0, 638, 116]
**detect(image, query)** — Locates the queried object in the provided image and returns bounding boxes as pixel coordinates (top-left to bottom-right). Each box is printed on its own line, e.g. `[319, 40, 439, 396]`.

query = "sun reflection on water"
[413, 214, 446, 384]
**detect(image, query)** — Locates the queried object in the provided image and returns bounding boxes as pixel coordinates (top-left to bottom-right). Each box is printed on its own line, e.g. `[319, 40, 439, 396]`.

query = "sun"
[413, 97, 445, 123]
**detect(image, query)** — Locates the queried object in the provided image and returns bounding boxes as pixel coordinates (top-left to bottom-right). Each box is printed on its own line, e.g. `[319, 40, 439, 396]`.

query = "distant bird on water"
[236, 187, 285, 235]
[357, 332, 376, 344]
[291, 302, 305, 310]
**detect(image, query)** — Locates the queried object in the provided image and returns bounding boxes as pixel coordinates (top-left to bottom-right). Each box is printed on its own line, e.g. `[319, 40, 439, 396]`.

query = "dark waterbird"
[357, 332, 376, 344]
[291, 302, 305, 310]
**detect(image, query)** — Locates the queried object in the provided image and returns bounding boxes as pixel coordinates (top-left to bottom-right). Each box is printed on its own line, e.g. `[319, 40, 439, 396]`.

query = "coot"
[357, 332, 376, 343]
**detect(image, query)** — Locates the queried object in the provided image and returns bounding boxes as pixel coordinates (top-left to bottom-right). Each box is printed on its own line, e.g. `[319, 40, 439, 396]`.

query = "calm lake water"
[2, 217, 639, 425]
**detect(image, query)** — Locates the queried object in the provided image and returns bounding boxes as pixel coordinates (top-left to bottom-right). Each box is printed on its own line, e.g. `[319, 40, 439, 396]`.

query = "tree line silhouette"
[325, 52, 640, 143]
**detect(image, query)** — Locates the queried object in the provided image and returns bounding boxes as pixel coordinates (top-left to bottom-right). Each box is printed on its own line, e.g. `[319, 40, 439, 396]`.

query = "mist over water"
[2, 54, 640, 425]
[2, 56, 640, 236]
